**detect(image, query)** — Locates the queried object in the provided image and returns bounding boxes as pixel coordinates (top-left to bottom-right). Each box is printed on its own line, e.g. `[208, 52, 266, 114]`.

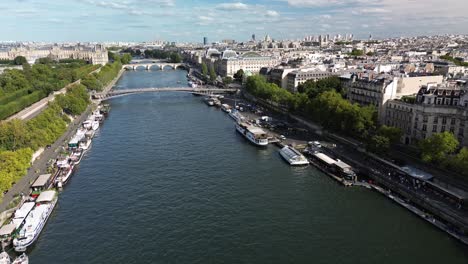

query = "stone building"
[217, 52, 279, 77]
[384, 82, 468, 146]
[0, 44, 108, 65]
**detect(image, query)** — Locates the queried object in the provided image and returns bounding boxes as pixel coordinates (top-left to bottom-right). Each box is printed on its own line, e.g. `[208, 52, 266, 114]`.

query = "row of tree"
[440, 55, 468, 67]
[0, 60, 98, 120]
[81, 61, 122, 92]
[0, 84, 90, 194]
[245, 75, 378, 139]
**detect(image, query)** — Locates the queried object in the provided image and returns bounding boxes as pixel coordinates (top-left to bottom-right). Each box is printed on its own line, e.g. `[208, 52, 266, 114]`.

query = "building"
[286, 69, 339, 92]
[0, 44, 108, 65]
[217, 52, 279, 77]
[343, 73, 444, 122]
[385, 83, 468, 146]
[203, 37, 208, 46]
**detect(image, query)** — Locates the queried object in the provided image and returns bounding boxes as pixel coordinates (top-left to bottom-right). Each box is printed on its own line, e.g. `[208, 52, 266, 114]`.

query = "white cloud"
[265, 10, 279, 17]
[216, 2, 248, 10]
[198, 15, 213, 21]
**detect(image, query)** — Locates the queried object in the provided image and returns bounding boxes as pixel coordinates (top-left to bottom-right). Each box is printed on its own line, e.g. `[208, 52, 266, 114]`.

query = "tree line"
[0, 57, 99, 120]
[0, 84, 90, 195]
[81, 60, 122, 92]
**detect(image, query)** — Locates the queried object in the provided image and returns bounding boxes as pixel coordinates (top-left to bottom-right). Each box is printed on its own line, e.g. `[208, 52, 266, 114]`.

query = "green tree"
[81, 74, 103, 91]
[419, 132, 459, 163]
[121, 53, 132, 64]
[201, 62, 208, 77]
[348, 49, 364, 56]
[222, 76, 233, 86]
[367, 135, 390, 154]
[233, 69, 244, 81]
[13, 56, 27, 65]
[209, 65, 216, 82]
[169, 53, 182, 63]
[377, 126, 402, 145]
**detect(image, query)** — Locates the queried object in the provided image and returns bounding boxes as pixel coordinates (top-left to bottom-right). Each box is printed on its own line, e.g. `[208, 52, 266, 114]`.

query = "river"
[30, 69, 468, 263]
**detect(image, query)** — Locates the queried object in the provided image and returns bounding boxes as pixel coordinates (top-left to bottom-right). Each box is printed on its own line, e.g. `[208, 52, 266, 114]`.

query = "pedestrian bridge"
[92, 87, 238, 100]
[123, 62, 187, 71]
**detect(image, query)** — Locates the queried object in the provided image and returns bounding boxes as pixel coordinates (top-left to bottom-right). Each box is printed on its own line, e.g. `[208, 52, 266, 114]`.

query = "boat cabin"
[31, 174, 52, 194]
[36, 190, 56, 204]
[333, 160, 357, 182]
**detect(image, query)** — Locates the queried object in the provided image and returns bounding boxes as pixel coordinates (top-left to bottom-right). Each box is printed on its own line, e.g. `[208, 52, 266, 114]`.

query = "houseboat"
[310, 152, 357, 186]
[235, 122, 269, 146]
[221, 104, 232, 113]
[13, 191, 58, 252]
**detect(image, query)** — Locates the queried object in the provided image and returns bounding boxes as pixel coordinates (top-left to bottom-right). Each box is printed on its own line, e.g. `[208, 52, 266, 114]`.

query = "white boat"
[56, 164, 74, 187]
[82, 120, 92, 130]
[79, 139, 92, 151]
[91, 121, 99, 131]
[279, 146, 310, 166]
[204, 97, 215, 106]
[235, 122, 269, 146]
[221, 104, 232, 113]
[12, 253, 28, 264]
[229, 110, 245, 123]
[11, 202, 35, 229]
[68, 129, 86, 148]
[0, 252, 10, 264]
[13, 191, 58, 252]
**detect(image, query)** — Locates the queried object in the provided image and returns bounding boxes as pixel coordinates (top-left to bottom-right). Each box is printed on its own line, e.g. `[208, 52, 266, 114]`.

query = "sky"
[1, 0, 468, 42]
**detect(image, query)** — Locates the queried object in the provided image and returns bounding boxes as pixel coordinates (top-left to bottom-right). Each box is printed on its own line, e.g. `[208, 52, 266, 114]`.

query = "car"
[279, 135, 286, 140]
[46, 144, 52, 149]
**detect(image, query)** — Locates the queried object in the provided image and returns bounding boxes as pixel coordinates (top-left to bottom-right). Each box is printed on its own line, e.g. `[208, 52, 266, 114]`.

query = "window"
[445, 98, 451, 105]
[451, 118, 456, 125]
[422, 125, 427, 131]
[437, 98, 442, 105]
[459, 128, 464, 136]
[432, 125, 437, 132]
[433, 117, 438, 124]
[441, 126, 446, 132]
[450, 127, 455, 133]
[442, 117, 447, 124]
[423, 116, 428, 123]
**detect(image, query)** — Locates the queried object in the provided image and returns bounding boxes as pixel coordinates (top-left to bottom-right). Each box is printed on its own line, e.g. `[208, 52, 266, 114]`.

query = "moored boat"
[235, 122, 268, 146]
[221, 104, 232, 113]
[13, 191, 58, 252]
[279, 146, 309, 166]
[12, 253, 28, 264]
[229, 109, 245, 123]
[91, 121, 99, 131]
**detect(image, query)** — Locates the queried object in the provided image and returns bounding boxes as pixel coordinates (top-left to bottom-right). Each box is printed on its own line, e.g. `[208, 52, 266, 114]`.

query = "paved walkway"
[0, 105, 93, 212]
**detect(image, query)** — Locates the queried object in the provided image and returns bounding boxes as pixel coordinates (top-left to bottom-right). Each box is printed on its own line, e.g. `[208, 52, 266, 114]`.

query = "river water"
[30, 69, 468, 263]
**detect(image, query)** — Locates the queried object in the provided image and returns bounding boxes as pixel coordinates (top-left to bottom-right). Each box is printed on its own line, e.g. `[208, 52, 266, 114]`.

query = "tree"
[377, 125, 402, 145]
[233, 69, 244, 81]
[121, 53, 132, 64]
[222, 76, 233, 86]
[419, 132, 459, 163]
[13, 56, 27, 65]
[348, 49, 364, 56]
[201, 62, 208, 77]
[81, 74, 103, 91]
[169, 53, 182, 63]
[367, 135, 390, 154]
[209, 65, 216, 82]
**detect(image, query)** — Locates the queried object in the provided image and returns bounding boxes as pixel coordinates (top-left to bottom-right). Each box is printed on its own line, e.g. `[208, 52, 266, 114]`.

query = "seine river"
[30, 69, 468, 263]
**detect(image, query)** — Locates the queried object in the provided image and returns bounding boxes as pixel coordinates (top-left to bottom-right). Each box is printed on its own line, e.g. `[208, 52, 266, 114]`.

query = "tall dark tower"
[252, 34, 256, 41]
[203, 37, 208, 45]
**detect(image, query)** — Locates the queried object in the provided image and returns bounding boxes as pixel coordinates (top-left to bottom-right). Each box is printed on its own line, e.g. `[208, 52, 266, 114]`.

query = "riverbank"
[210, 90, 468, 246]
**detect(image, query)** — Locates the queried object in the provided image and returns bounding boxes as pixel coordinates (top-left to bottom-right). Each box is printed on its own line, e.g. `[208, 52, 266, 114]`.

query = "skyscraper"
[203, 37, 208, 45]
[252, 34, 256, 42]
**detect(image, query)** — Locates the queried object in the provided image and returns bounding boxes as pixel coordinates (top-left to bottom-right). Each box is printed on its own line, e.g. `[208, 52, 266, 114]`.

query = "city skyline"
[2, 0, 468, 42]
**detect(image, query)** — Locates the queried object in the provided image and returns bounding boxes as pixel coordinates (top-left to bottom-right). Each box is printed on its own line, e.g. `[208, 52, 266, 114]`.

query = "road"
[0, 105, 93, 212]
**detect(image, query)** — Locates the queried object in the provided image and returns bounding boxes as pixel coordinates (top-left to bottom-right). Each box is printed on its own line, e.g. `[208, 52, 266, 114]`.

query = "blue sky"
[1, 0, 467, 42]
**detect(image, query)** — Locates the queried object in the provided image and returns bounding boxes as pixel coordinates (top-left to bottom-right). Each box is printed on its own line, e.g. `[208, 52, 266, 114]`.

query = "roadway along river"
[30, 69, 468, 263]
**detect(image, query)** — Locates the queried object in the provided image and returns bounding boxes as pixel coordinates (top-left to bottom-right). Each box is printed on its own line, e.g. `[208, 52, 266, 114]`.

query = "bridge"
[92, 87, 238, 100]
[123, 62, 187, 71]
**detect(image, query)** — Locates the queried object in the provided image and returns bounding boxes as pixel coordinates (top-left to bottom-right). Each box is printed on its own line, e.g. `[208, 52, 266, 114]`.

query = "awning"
[0, 223, 16, 236]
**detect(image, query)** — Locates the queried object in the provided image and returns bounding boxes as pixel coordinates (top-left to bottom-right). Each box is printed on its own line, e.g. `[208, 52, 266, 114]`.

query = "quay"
[216, 91, 468, 246]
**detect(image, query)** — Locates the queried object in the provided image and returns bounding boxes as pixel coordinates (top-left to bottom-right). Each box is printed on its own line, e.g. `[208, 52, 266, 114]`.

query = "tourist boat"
[13, 191, 58, 252]
[229, 110, 245, 123]
[235, 122, 269, 146]
[12, 253, 28, 264]
[279, 146, 310, 166]
[0, 252, 10, 264]
[309, 152, 357, 186]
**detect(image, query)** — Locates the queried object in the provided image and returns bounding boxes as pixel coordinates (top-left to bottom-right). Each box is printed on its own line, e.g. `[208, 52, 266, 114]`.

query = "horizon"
[1, 0, 467, 42]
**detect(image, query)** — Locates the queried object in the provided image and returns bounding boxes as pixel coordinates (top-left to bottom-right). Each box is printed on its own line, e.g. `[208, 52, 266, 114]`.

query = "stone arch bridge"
[123, 62, 187, 71]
